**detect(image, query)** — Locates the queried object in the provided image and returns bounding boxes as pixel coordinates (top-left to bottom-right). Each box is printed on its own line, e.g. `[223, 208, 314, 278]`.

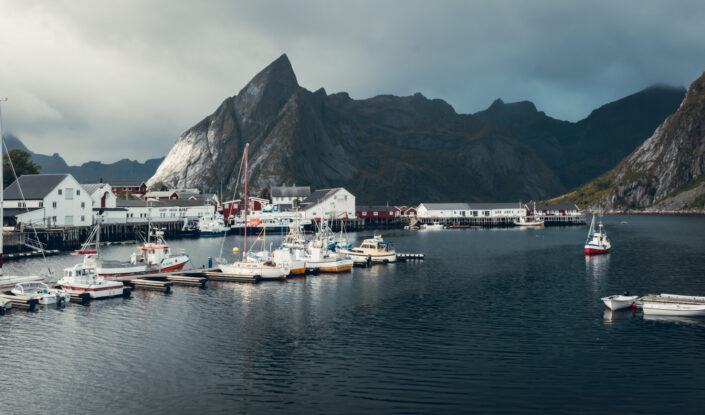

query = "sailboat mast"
[0, 98, 6, 273]
[244, 143, 249, 257]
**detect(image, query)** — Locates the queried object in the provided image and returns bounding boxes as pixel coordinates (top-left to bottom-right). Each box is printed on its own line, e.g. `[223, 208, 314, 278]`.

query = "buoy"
[232, 247, 239, 253]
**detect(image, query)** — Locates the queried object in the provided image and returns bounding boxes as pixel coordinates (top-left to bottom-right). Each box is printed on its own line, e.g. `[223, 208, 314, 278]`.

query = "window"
[362, 212, 367, 216]
[77, 189, 81, 195]
[483, 210, 490, 217]
[373, 212, 378, 216]
[52, 202, 57, 208]
[81, 202, 85, 208]
[39, 202, 43, 207]
[58, 189, 62, 195]
[65, 188, 73, 200]
[81, 215, 85, 222]
[65, 216, 73, 225]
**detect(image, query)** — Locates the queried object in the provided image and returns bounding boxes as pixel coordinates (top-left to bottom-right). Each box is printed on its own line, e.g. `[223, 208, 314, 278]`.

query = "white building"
[300, 188, 356, 219]
[416, 202, 526, 218]
[117, 199, 215, 223]
[271, 186, 311, 206]
[4, 174, 94, 227]
[82, 183, 117, 209]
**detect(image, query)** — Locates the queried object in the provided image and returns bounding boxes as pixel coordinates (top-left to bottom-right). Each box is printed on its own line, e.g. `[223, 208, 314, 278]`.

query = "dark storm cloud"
[1, 0, 704, 164]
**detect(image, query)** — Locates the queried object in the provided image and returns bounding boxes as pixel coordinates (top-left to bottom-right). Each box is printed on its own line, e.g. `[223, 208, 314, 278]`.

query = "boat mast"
[243, 143, 249, 258]
[0, 98, 6, 274]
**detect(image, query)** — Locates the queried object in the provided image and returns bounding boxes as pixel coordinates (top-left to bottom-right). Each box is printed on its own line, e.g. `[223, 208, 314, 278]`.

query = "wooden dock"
[0, 293, 39, 311]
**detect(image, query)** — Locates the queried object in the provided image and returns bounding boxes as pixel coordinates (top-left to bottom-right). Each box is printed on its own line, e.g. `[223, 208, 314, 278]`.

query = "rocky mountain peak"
[235, 54, 299, 113]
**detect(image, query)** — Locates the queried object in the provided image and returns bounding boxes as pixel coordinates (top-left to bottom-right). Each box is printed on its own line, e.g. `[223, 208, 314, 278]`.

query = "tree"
[3, 149, 41, 188]
[149, 181, 169, 191]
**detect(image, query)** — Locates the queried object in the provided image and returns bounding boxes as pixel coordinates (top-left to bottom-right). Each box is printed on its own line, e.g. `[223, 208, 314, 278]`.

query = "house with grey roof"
[417, 202, 526, 218]
[299, 188, 355, 219]
[271, 186, 311, 206]
[3, 174, 93, 227]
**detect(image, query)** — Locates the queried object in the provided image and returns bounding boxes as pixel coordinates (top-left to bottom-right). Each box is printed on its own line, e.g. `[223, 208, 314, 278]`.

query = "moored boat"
[58, 259, 125, 299]
[197, 212, 229, 236]
[585, 213, 610, 255]
[601, 293, 638, 311]
[419, 222, 444, 230]
[10, 281, 70, 305]
[640, 294, 705, 316]
[337, 235, 397, 264]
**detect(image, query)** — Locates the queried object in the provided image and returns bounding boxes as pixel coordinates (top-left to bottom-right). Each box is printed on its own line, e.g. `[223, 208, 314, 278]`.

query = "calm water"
[2, 215, 705, 414]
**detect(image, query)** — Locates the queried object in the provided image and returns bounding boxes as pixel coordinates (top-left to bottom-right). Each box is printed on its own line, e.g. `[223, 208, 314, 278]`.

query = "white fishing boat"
[218, 143, 289, 280]
[301, 245, 353, 273]
[10, 281, 70, 305]
[197, 212, 229, 236]
[640, 294, 705, 316]
[419, 222, 444, 230]
[58, 259, 125, 299]
[601, 293, 638, 311]
[585, 213, 610, 255]
[76, 220, 190, 278]
[337, 235, 397, 264]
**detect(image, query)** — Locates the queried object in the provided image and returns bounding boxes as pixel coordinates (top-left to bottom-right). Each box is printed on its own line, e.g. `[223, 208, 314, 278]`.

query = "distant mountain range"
[2, 133, 163, 183]
[148, 54, 686, 204]
[553, 70, 705, 211]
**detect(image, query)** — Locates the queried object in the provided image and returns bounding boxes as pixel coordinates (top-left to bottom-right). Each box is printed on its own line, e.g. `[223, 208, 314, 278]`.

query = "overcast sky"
[1, 0, 704, 165]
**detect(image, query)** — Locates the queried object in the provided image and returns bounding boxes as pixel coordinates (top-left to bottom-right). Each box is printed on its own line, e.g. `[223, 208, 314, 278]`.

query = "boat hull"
[601, 295, 637, 311]
[218, 263, 288, 280]
[58, 282, 124, 299]
[585, 245, 610, 255]
[307, 259, 353, 273]
[98, 256, 190, 278]
[642, 303, 705, 316]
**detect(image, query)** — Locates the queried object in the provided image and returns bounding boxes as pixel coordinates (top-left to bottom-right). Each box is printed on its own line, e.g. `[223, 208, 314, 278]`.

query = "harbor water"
[1, 215, 705, 414]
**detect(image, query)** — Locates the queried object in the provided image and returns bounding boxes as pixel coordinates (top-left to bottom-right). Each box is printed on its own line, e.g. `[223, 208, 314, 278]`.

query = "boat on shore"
[640, 294, 705, 316]
[601, 293, 638, 311]
[585, 213, 610, 255]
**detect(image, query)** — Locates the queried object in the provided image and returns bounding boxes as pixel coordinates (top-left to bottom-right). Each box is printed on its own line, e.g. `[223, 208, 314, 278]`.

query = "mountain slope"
[2, 133, 162, 183]
[474, 86, 686, 190]
[553, 70, 705, 210]
[149, 54, 564, 204]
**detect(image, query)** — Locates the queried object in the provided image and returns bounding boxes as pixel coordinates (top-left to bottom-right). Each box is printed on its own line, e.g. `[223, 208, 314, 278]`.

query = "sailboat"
[0, 98, 44, 290]
[585, 212, 611, 255]
[218, 143, 289, 280]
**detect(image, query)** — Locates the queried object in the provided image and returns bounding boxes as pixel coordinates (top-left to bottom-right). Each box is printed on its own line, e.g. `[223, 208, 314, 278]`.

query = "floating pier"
[0, 293, 39, 311]
[397, 253, 424, 261]
[128, 279, 173, 293]
[203, 272, 260, 283]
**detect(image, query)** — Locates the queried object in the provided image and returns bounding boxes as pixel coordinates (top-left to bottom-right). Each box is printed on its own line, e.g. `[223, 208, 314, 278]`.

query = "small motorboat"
[337, 235, 397, 264]
[601, 292, 638, 311]
[10, 281, 70, 305]
[640, 294, 705, 316]
[585, 213, 610, 255]
[58, 260, 125, 299]
[0, 297, 11, 314]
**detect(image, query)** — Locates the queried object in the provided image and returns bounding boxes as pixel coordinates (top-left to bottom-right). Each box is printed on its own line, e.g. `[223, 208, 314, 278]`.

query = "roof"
[144, 191, 177, 198]
[272, 186, 311, 198]
[419, 203, 470, 210]
[117, 199, 213, 208]
[81, 183, 112, 196]
[3, 208, 43, 218]
[301, 188, 338, 206]
[110, 181, 145, 187]
[176, 192, 199, 199]
[92, 207, 127, 211]
[356, 205, 398, 212]
[3, 174, 69, 200]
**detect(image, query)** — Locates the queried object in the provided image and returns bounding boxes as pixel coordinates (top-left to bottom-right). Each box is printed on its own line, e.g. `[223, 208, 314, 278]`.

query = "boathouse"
[300, 188, 356, 220]
[3, 174, 94, 228]
[355, 205, 401, 218]
[417, 202, 525, 218]
[117, 199, 214, 223]
[110, 180, 147, 196]
[534, 203, 582, 216]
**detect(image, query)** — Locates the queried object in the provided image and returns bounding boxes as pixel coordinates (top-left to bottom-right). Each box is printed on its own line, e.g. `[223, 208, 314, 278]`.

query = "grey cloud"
[1, 0, 704, 164]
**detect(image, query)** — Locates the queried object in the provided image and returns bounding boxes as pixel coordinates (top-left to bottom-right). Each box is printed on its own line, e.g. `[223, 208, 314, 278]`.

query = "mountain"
[474, 85, 686, 190]
[553, 70, 705, 210]
[2, 133, 163, 183]
[148, 54, 565, 204]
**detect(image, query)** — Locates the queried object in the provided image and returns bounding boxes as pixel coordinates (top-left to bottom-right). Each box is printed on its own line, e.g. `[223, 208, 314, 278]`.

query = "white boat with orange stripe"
[58, 259, 125, 299]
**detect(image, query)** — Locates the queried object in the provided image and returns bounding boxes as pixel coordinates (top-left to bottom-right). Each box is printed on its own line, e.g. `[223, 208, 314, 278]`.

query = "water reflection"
[585, 254, 610, 287]
[642, 314, 705, 327]
[603, 308, 635, 324]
